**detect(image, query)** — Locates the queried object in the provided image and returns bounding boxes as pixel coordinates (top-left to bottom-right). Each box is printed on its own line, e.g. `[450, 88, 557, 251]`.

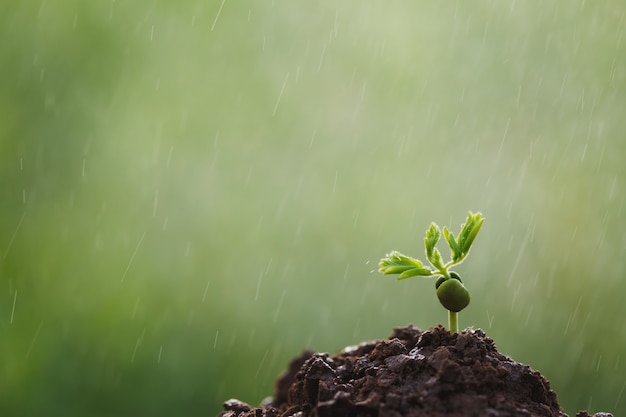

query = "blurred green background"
[1, 1, 625, 416]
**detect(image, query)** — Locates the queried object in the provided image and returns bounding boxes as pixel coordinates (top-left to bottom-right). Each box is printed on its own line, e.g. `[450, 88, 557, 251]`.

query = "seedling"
[379, 212, 484, 333]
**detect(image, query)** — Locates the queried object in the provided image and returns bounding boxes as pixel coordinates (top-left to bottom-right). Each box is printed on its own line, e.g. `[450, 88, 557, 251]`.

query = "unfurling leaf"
[424, 223, 440, 258]
[379, 251, 433, 279]
[397, 267, 434, 280]
[443, 227, 461, 262]
[458, 212, 484, 256]
[429, 247, 444, 271]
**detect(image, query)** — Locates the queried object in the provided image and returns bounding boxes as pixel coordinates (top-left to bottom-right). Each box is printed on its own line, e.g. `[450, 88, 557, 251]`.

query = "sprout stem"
[448, 311, 459, 334]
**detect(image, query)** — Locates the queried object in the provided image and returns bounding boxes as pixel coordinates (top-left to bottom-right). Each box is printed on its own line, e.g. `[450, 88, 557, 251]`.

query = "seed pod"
[435, 271, 463, 289]
[435, 276, 447, 289]
[435, 273, 470, 312]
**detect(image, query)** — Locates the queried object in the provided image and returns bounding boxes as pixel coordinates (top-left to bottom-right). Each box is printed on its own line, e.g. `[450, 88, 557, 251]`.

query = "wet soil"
[217, 325, 612, 417]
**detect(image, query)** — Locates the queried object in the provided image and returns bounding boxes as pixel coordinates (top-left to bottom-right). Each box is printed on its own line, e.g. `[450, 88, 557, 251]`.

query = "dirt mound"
[217, 325, 611, 417]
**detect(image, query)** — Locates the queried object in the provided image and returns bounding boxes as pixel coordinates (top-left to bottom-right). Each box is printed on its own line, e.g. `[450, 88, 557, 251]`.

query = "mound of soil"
[217, 325, 612, 417]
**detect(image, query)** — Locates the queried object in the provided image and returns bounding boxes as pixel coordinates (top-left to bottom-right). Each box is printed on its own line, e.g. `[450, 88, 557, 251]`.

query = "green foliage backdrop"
[1, 1, 625, 416]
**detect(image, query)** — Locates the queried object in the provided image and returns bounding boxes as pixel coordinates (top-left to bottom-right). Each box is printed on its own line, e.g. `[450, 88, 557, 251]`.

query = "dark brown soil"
[217, 325, 612, 417]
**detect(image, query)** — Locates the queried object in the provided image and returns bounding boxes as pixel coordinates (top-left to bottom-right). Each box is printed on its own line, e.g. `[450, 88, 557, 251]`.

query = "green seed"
[436, 271, 462, 290]
[436, 277, 470, 312]
[435, 276, 447, 289]
[449, 271, 462, 282]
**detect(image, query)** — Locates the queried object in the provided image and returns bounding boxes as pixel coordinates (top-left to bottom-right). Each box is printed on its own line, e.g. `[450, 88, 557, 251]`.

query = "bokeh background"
[1, 1, 625, 416]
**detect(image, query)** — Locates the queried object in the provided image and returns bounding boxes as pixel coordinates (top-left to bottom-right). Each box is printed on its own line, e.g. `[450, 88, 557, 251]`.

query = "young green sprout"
[379, 212, 485, 333]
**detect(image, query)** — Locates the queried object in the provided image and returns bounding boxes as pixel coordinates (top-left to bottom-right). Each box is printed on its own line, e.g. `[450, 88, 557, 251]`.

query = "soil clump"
[217, 325, 611, 417]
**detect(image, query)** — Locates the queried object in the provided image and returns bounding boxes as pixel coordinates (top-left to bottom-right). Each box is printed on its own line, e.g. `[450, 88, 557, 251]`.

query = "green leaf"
[443, 227, 461, 261]
[379, 251, 428, 275]
[397, 267, 434, 280]
[429, 247, 444, 270]
[424, 223, 441, 259]
[380, 265, 414, 275]
[457, 212, 484, 256]
[379, 251, 434, 279]
[463, 212, 484, 251]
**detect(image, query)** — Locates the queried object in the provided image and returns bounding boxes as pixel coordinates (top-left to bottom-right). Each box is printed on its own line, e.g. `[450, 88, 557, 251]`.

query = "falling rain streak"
[211, 0, 227, 31]
[121, 232, 146, 282]
[131, 328, 146, 363]
[10, 290, 17, 324]
[272, 73, 290, 116]
[272, 290, 287, 323]
[255, 272, 263, 301]
[202, 280, 211, 302]
[3, 212, 25, 260]
[25, 321, 44, 359]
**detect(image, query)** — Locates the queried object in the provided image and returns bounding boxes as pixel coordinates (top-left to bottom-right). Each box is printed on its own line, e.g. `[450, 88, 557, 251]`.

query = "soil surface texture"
[217, 325, 612, 417]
